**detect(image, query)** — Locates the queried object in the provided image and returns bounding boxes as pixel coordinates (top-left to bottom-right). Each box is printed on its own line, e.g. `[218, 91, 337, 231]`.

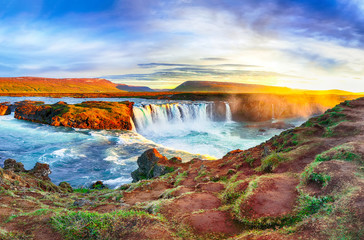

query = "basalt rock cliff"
[14, 101, 134, 130]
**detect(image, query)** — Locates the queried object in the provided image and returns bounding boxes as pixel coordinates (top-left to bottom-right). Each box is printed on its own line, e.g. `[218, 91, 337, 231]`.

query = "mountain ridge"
[173, 80, 359, 95]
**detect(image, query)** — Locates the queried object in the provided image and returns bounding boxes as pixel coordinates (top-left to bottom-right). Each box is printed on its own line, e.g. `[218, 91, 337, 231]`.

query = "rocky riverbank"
[14, 101, 134, 130]
[0, 98, 363, 239]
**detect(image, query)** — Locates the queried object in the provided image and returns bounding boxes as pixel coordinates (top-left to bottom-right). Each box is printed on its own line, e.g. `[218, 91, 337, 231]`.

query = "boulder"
[0, 103, 11, 115]
[131, 148, 175, 182]
[29, 162, 51, 181]
[3, 159, 26, 172]
[73, 199, 93, 207]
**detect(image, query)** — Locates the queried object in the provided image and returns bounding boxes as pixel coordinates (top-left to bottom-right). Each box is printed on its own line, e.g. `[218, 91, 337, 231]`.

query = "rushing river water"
[0, 97, 306, 188]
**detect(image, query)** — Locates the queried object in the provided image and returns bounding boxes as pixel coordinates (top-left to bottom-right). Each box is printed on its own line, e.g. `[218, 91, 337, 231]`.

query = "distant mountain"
[173, 81, 356, 95]
[116, 84, 155, 92]
[0, 77, 124, 93]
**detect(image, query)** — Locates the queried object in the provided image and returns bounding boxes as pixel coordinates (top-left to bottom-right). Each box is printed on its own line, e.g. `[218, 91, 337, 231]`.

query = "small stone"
[73, 199, 93, 207]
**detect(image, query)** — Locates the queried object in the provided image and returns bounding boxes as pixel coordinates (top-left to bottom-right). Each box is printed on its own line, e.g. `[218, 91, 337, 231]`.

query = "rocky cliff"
[14, 101, 134, 130]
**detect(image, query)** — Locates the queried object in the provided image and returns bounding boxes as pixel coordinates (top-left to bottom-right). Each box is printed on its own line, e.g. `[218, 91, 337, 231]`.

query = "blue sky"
[0, 0, 364, 90]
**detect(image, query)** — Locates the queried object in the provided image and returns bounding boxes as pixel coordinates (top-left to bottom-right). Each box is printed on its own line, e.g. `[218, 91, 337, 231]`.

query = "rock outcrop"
[131, 148, 177, 182]
[3, 158, 26, 172]
[29, 162, 52, 181]
[0, 159, 69, 193]
[15, 101, 134, 130]
[3, 159, 52, 181]
[0, 102, 11, 115]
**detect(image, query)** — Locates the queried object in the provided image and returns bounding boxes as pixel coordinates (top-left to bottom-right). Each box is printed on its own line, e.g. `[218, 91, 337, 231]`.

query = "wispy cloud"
[0, 0, 363, 90]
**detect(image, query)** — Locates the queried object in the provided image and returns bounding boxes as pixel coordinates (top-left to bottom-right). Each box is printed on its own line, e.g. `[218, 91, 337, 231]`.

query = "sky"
[0, 0, 364, 91]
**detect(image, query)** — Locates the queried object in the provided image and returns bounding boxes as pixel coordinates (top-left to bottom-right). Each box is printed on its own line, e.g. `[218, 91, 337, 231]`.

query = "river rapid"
[0, 97, 306, 188]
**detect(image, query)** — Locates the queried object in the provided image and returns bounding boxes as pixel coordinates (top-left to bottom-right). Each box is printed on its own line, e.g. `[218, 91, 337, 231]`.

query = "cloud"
[0, 0, 363, 90]
[200, 57, 228, 61]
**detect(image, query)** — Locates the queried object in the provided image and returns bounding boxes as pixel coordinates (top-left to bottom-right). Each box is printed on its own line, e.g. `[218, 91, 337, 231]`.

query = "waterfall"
[132, 102, 232, 132]
[225, 102, 232, 122]
[130, 117, 136, 132]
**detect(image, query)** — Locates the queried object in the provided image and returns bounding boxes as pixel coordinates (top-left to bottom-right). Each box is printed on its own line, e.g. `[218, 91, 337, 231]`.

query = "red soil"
[240, 175, 299, 219]
[184, 210, 241, 235]
[161, 192, 222, 219]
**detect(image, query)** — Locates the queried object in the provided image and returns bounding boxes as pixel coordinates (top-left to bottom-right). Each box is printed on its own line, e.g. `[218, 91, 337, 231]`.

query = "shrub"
[255, 152, 286, 172]
[309, 172, 331, 187]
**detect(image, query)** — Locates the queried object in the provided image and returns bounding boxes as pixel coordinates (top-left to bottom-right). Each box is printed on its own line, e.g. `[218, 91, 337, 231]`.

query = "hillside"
[0, 98, 363, 239]
[116, 84, 155, 92]
[0, 77, 124, 93]
[173, 81, 357, 95]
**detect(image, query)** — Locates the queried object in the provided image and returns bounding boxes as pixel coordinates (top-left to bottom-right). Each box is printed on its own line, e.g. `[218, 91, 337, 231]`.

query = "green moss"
[255, 152, 286, 172]
[296, 194, 334, 218]
[233, 176, 260, 217]
[194, 168, 209, 181]
[219, 177, 245, 204]
[342, 100, 352, 107]
[51, 210, 164, 240]
[0, 228, 31, 240]
[315, 144, 361, 162]
[309, 172, 331, 187]
[6, 209, 55, 223]
[245, 155, 255, 167]
[73, 188, 91, 194]
[174, 171, 188, 186]
[164, 166, 175, 173]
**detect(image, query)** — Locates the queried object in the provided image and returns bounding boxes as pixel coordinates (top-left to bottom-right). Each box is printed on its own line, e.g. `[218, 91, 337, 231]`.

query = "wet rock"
[59, 182, 73, 193]
[3, 159, 26, 172]
[131, 148, 175, 182]
[90, 181, 108, 190]
[73, 199, 93, 207]
[0, 103, 11, 115]
[29, 162, 51, 181]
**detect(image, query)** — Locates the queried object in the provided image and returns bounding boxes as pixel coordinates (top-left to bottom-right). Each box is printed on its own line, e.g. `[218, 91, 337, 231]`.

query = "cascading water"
[225, 102, 232, 122]
[0, 96, 305, 187]
[132, 102, 231, 133]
